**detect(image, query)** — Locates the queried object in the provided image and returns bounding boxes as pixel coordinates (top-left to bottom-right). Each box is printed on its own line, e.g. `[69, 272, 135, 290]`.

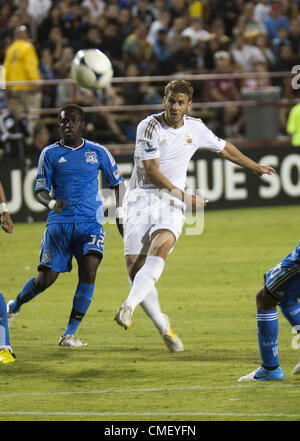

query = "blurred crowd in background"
[0, 0, 300, 160]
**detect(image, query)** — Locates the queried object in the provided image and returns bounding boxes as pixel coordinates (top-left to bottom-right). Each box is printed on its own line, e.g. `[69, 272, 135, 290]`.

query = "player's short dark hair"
[164, 80, 194, 101]
[59, 104, 85, 121]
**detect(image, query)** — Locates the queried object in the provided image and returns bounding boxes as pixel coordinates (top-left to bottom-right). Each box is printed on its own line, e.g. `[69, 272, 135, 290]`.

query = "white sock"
[140, 286, 168, 333]
[123, 256, 165, 311]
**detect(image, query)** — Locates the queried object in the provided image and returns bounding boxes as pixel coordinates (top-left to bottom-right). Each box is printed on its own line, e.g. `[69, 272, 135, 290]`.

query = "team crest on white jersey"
[85, 151, 98, 164]
[186, 134, 193, 143]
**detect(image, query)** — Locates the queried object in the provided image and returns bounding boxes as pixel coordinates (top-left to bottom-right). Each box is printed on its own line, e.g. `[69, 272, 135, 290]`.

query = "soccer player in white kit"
[114, 79, 276, 352]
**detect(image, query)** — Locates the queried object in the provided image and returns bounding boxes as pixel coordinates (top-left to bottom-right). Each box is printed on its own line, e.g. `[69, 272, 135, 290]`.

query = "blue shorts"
[39, 222, 105, 273]
[264, 262, 300, 303]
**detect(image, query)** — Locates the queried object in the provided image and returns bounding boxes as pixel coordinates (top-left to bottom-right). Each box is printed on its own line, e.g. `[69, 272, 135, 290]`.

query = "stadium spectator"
[0, 180, 15, 364]
[253, 32, 276, 68]
[168, 0, 189, 22]
[82, 0, 105, 25]
[117, 7, 134, 41]
[243, 60, 271, 89]
[60, 0, 88, 47]
[0, 3, 14, 34]
[238, 1, 267, 41]
[121, 62, 161, 106]
[207, 50, 243, 137]
[27, 124, 50, 164]
[210, 0, 241, 38]
[152, 27, 172, 75]
[166, 16, 188, 54]
[147, 10, 171, 44]
[6, 104, 126, 348]
[122, 20, 154, 74]
[193, 41, 207, 73]
[262, 1, 291, 41]
[151, 0, 167, 19]
[189, 0, 209, 20]
[209, 18, 231, 50]
[272, 42, 298, 95]
[26, 0, 52, 38]
[3, 25, 41, 113]
[0, 11, 21, 42]
[80, 25, 102, 50]
[0, 96, 33, 159]
[181, 17, 211, 46]
[272, 25, 292, 60]
[287, 18, 300, 56]
[231, 33, 266, 72]
[253, 0, 271, 23]
[132, 0, 156, 25]
[170, 35, 197, 74]
[271, 43, 298, 131]
[36, 3, 64, 48]
[100, 19, 124, 72]
[39, 48, 58, 108]
[54, 45, 74, 82]
[42, 25, 66, 63]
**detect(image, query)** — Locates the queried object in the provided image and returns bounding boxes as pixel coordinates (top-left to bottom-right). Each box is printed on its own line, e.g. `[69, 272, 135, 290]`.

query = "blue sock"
[257, 309, 279, 369]
[9, 277, 42, 313]
[64, 282, 94, 336]
[279, 299, 300, 330]
[0, 292, 10, 347]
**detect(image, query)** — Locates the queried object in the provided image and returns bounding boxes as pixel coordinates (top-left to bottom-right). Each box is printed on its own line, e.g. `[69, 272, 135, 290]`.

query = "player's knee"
[256, 286, 278, 310]
[35, 271, 57, 291]
[79, 253, 102, 283]
[150, 230, 175, 259]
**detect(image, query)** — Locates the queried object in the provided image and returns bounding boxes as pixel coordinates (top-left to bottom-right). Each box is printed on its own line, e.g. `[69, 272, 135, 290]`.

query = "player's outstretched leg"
[115, 256, 165, 330]
[7, 277, 42, 326]
[279, 298, 300, 374]
[7, 274, 53, 326]
[0, 292, 16, 363]
[141, 288, 183, 352]
[238, 287, 284, 382]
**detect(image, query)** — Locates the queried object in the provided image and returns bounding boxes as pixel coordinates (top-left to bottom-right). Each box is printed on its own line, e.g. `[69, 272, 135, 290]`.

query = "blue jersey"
[35, 139, 123, 225]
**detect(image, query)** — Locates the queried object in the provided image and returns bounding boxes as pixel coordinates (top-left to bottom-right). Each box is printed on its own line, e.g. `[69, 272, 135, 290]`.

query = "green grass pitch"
[0, 205, 299, 421]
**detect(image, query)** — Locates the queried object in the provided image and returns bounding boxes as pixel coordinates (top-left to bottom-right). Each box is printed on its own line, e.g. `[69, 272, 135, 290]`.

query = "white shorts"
[123, 188, 186, 256]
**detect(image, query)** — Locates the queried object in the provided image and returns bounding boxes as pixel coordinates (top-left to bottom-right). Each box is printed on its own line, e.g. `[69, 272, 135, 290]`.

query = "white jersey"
[127, 112, 226, 192]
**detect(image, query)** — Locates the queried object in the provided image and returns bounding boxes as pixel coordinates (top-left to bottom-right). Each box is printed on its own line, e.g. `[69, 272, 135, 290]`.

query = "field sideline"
[0, 205, 299, 422]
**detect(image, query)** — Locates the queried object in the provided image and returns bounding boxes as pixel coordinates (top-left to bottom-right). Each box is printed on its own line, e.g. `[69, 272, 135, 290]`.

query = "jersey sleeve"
[34, 148, 53, 193]
[136, 118, 160, 161]
[99, 146, 123, 188]
[197, 121, 226, 153]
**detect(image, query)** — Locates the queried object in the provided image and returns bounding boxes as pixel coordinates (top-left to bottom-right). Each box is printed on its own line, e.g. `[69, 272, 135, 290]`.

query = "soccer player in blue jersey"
[0, 180, 16, 363]
[7, 104, 126, 347]
[239, 241, 300, 381]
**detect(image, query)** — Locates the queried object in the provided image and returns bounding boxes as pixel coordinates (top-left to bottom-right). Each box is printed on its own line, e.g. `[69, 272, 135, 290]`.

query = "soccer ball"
[71, 49, 113, 90]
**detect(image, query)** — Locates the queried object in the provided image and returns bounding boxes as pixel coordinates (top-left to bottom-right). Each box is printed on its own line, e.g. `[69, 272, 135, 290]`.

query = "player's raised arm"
[0, 181, 13, 233]
[143, 158, 207, 210]
[219, 141, 276, 175]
